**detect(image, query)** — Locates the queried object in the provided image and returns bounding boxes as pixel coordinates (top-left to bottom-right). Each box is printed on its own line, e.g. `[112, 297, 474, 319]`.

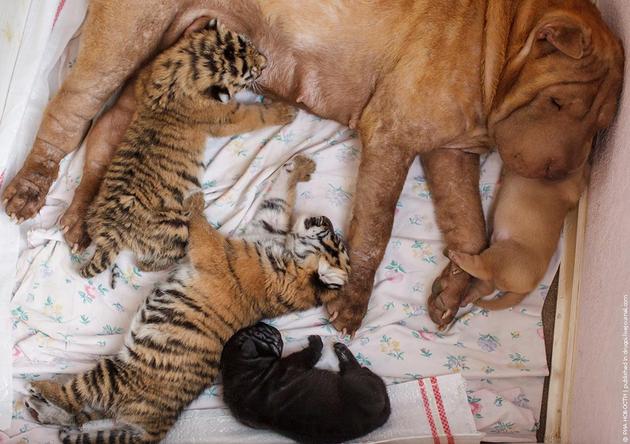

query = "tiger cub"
[80, 18, 296, 279]
[25, 156, 351, 444]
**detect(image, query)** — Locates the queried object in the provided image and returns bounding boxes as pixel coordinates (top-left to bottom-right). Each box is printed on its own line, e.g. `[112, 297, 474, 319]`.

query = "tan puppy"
[449, 165, 589, 311]
[2, 0, 624, 332]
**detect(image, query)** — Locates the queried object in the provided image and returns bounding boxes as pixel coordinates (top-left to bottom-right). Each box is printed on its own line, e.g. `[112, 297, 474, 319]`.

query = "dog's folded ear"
[535, 15, 592, 59]
[241, 338, 258, 358]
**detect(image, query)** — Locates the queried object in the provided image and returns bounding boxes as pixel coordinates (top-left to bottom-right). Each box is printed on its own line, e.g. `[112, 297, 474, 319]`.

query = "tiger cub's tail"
[59, 427, 146, 444]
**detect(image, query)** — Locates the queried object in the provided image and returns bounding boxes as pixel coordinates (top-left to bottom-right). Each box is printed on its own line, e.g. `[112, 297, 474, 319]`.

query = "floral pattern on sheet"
[6, 99, 557, 442]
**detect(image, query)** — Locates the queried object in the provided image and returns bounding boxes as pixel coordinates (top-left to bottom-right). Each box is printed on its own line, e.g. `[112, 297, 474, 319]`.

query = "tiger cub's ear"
[317, 257, 348, 289]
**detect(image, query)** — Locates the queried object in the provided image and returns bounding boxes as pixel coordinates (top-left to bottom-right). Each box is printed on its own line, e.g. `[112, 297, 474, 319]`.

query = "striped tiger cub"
[25, 155, 351, 444]
[80, 18, 296, 280]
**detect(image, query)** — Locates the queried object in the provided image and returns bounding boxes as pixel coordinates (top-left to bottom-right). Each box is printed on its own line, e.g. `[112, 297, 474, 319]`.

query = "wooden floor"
[538, 272, 559, 443]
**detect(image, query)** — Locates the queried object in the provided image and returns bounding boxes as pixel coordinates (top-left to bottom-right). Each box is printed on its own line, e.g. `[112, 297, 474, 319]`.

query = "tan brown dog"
[2, 0, 624, 332]
[449, 164, 589, 312]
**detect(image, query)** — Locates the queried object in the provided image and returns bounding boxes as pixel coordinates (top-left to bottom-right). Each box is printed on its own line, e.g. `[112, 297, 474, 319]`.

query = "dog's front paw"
[60, 201, 91, 253]
[324, 284, 369, 337]
[265, 103, 297, 126]
[428, 261, 471, 329]
[3, 159, 59, 221]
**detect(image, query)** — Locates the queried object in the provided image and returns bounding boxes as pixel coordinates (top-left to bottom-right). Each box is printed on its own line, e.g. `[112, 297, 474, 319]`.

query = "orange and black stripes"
[81, 18, 270, 281]
[27, 158, 350, 443]
[27, 22, 327, 440]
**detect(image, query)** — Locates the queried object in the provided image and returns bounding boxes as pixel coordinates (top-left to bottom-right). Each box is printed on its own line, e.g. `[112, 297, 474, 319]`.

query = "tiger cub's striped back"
[81, 19, 295, 280]
[26, 156, 350, 444]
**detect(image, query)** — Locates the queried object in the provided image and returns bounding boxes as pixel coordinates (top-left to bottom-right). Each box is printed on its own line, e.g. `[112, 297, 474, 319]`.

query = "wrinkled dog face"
[236, 322, 283, 361]
[489, 7, 624, 179]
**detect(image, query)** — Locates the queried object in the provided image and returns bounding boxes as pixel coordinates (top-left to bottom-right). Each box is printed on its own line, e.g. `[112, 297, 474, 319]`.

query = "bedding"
[1, 2, 556, 442]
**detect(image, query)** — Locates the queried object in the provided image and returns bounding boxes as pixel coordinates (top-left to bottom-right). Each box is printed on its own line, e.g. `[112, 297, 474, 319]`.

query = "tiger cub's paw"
[285, 155, 316, 182]
[25, 383, 75, 426]
[317, 256, 348, 289]
[264, 102, 298, 126]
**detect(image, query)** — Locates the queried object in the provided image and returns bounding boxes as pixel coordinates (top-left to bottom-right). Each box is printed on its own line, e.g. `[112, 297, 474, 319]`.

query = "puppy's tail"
[474, 292, 527, 310]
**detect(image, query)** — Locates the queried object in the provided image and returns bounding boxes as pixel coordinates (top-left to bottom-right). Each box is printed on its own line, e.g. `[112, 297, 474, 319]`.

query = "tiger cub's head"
[143, 18, 267, 108]
[288, 216, 351, 290]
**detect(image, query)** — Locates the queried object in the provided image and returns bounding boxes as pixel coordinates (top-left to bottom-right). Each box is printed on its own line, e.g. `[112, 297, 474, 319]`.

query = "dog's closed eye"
[550, 97, 563, 110]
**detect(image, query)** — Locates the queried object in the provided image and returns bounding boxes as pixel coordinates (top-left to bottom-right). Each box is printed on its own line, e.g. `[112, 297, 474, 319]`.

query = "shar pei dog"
[3, 0, 624, 332]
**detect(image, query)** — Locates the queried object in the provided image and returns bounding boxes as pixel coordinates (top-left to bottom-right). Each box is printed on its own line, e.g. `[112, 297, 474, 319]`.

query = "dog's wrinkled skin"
[3, 0, 623, 331]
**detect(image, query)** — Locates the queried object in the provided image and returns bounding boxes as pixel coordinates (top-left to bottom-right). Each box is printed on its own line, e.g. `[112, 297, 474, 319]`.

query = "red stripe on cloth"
[430, 376, 455, 444]
[53, 0, 67, 28]
[418, 379, 441, 444]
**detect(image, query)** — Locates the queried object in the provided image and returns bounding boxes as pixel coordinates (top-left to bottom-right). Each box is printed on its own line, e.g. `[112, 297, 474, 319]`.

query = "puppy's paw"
[333, 342, 356, 366]
[446, 250, 467, 268]
[307, 335, 323, 354]
[265, 103, 297, 126]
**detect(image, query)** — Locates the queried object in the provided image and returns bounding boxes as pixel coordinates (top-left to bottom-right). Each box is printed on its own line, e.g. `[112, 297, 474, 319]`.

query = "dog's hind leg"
[3, 0, 178, 221]
[462, 278, 495, 306]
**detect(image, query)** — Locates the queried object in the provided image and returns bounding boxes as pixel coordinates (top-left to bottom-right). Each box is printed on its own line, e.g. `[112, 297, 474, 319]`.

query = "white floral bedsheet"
[1, 4, 556, 442]
[3, 108, 557, 443]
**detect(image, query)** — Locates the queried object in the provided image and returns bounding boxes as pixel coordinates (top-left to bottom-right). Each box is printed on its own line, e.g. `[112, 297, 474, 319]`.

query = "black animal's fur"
[220, 322, 391, 444]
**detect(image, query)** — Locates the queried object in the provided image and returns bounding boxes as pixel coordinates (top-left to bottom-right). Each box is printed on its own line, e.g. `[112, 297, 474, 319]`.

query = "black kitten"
[220, 322, 391, 444]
